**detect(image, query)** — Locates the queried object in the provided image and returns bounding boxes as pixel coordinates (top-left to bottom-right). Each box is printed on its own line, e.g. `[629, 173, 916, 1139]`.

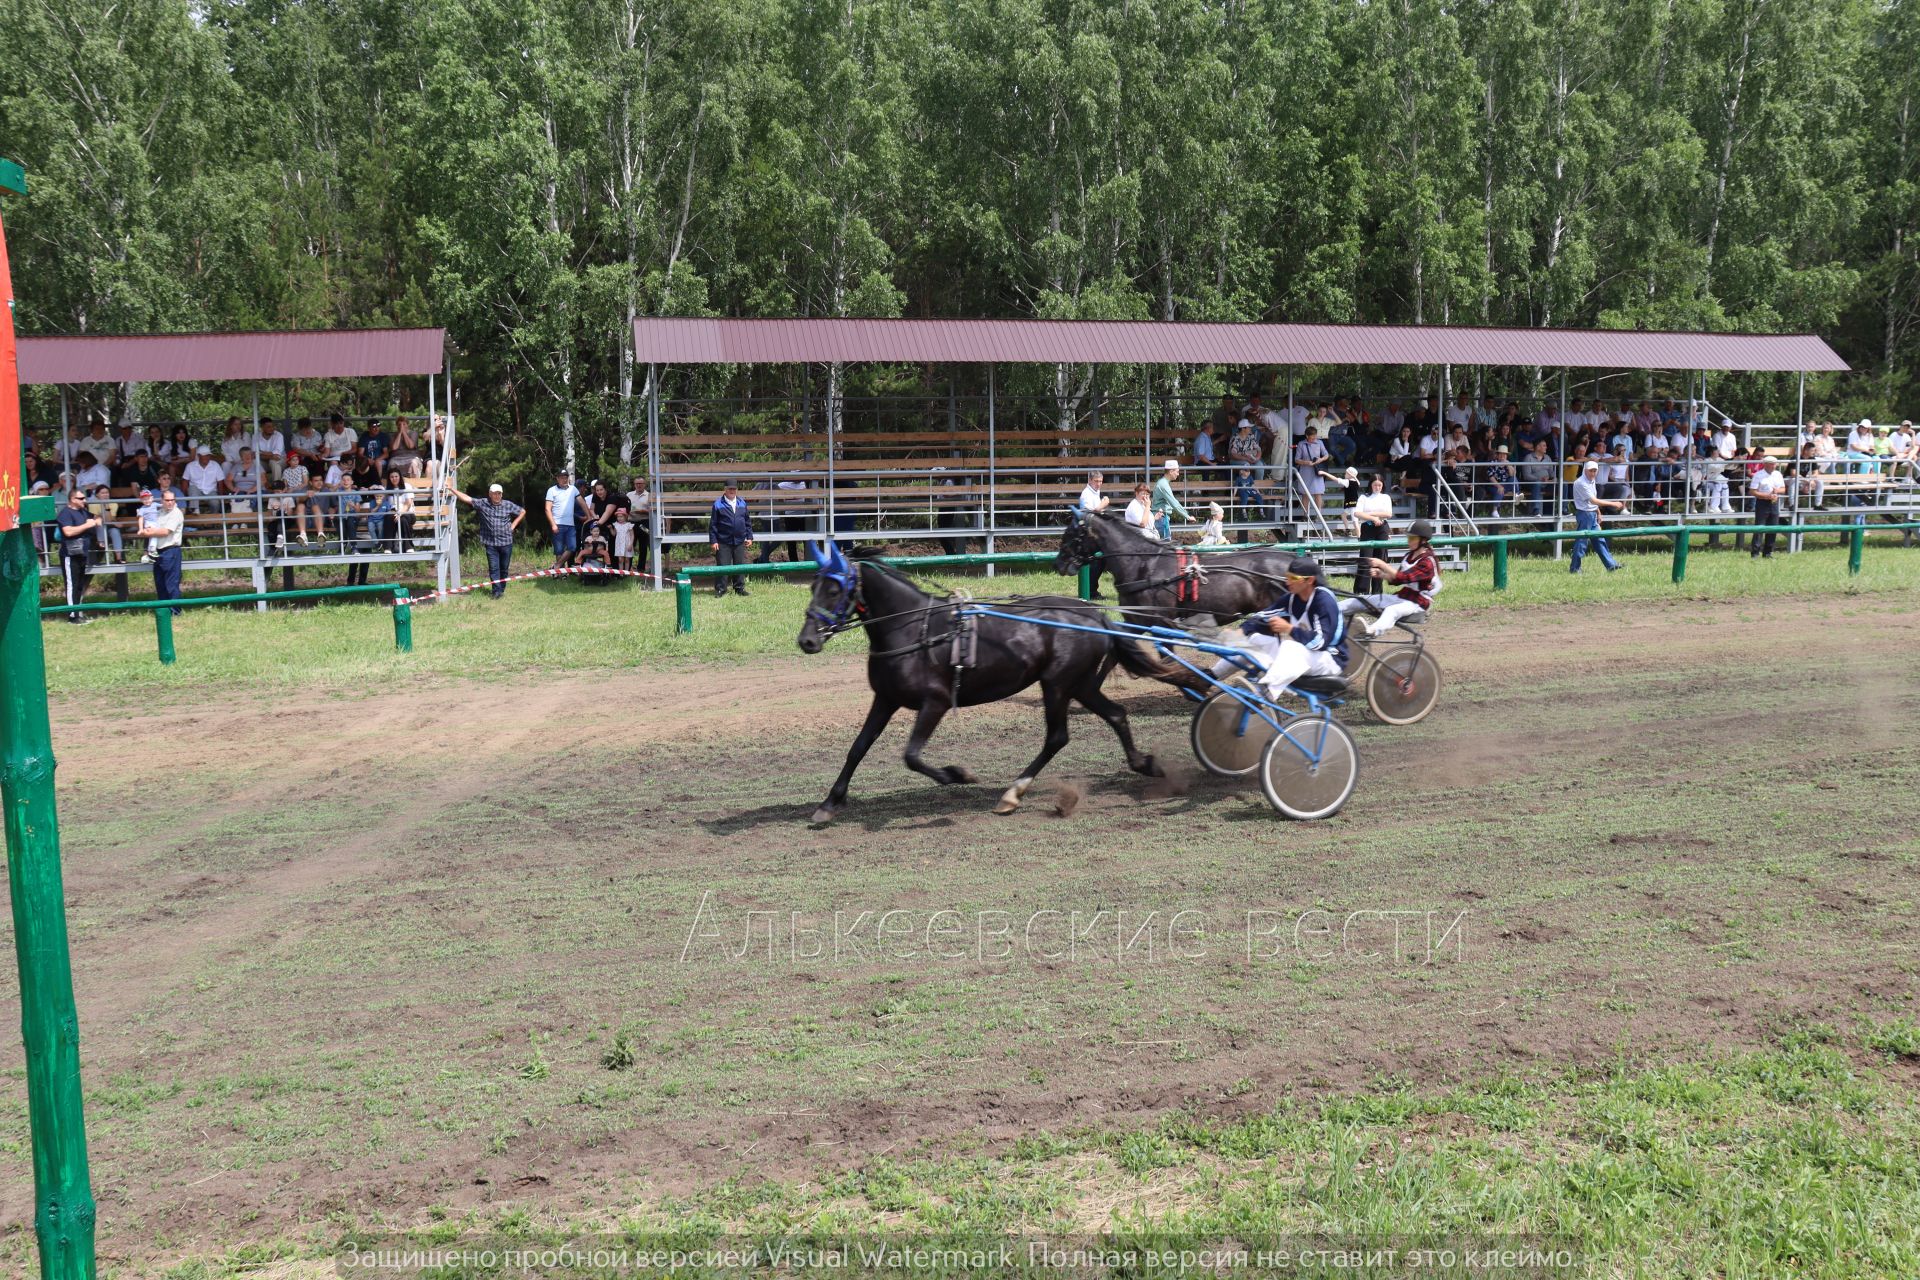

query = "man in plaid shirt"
[452, 482, 526, 598]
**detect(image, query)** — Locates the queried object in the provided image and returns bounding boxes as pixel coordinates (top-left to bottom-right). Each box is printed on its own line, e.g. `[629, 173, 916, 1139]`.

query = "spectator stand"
[17, 330, 461, 602]
[633, 319, 1852, 586]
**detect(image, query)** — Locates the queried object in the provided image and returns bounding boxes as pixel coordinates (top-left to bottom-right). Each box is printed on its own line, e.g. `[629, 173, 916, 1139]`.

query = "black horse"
[795, 541, 1161, 822]
[1053, 509, 1295, 624]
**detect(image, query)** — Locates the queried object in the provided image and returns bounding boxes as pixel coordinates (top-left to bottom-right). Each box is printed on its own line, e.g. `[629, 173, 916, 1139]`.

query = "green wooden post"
[391, 587, 413, 652]
[1492, 539, 1509, 592]
[1078, 562, 1092, 601]
[675, 575, 694, 634]
[152, 608, 175, 665]
[1672, 529, 1690, 584]
[1, 509, 100, 1280]
[1848, 524, 1864, 576]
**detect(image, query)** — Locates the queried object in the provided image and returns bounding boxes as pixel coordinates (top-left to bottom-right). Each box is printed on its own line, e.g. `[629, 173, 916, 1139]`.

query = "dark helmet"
[1407, 519, 1435, 542]
[1286, 555, 1321, 580]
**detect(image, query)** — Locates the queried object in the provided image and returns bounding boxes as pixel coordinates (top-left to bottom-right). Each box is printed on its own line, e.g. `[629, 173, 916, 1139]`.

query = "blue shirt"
[1242, 584, 1347, 666]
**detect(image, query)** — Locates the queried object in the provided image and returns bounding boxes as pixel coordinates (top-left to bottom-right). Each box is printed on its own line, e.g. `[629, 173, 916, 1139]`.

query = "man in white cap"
[183, 444, 226, 508]
[451, 481, 526, 597]
[1569, 459, 1624, 573]
[1150, 459, 1192, 540]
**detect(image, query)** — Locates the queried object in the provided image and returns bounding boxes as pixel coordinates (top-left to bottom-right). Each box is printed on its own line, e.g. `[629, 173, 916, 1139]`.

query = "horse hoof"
[950, 766, 979, 785]
[809, 804, 840, 825]
[1139, 754, 1163, 778]
[993, 797, 1020, 815]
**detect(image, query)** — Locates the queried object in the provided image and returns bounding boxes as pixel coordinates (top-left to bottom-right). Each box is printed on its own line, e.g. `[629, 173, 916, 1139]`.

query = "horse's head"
[797, 540, 860, 653]
[1053, 508, 1098, 575]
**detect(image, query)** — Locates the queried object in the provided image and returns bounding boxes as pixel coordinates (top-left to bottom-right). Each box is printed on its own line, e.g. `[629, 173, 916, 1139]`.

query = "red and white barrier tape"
[410, 564, 657, 604]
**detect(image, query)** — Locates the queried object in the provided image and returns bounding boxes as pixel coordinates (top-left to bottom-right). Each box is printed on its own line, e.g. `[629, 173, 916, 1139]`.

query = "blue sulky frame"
[957, 606, 1352, 794]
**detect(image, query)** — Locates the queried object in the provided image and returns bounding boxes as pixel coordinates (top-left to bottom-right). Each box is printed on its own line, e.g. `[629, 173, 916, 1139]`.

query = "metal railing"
[30, 485, 447, 577]
[668, 521, 1919, 634]
[43, 584, 415, 665]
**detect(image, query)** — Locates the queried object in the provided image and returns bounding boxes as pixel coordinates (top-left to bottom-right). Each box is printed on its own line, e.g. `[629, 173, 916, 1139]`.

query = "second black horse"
[1053, 509, 1296, 624]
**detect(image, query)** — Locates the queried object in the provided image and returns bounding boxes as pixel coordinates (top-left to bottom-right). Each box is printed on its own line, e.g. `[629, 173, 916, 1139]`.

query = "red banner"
[0, 211, 19, 531]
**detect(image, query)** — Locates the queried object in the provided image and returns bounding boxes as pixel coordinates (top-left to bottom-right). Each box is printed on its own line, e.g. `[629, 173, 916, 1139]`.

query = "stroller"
[577, 530, 616, 586]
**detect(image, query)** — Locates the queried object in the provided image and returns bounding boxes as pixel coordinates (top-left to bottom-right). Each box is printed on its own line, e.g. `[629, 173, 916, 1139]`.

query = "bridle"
[1056, 518, 1099, 572]
[806, 561, 866, 636]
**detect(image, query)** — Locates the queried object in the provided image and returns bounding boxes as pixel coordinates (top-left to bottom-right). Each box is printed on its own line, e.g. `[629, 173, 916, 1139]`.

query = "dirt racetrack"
[3, 593, 1919, 1268]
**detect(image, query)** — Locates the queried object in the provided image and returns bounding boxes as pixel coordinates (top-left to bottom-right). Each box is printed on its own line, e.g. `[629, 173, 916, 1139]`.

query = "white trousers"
[1212, 633, 1342, 695]
[1339, 594, 1425, 635]
[1706, 479, 1730, 512]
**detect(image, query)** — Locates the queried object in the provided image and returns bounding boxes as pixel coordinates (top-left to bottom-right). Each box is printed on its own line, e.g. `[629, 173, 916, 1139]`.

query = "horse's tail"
[1110, 633, 1212, 690]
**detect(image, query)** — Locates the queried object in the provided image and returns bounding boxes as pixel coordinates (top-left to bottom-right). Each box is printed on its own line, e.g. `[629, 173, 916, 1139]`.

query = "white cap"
[489, 482, 504, 493]
[1583, 460, 1600, 471]
[1860, 418, 1873, 429]
[1163, 458, 1179, 471]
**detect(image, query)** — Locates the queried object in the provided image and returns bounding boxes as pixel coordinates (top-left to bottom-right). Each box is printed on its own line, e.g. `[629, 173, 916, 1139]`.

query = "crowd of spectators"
[22, 412, 452, 561]
[1187, 393, 1918, 525]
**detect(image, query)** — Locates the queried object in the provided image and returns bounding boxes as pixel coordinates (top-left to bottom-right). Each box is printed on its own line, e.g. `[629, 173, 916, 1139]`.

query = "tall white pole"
[986, 364, 997, 576]
[648, 364, 663, 590]
[444, 349, 461, 591]
[251, 386, 266, 608]
[428, 372, 445, 596]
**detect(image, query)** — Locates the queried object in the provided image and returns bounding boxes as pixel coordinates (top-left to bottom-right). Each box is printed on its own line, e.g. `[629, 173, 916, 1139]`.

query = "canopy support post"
[1552, 369, 1568, 559]
[648, 364, 663, 591]
[985, 364, 997, 577]
[443, 349, 460, 592]
[826, 363, 838, 548]
[1286, 370, 1296, 530]
[428, 371, 445, 597]
[251, 386, 266, 611]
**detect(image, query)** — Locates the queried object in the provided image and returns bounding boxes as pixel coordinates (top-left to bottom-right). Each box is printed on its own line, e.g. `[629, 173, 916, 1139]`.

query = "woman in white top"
[1351, 475, 1395, 592]
[1123, 482, 1157, 539]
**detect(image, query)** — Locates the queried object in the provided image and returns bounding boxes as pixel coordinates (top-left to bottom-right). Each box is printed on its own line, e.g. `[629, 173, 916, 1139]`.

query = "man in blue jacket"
[1212, 556, 1347, 698]
[708, 479, 754, 596]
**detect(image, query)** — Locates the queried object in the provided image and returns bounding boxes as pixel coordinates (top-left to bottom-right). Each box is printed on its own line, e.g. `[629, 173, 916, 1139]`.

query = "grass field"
[36, 535, 1918, 696]
[3, 543, 1919, 1277]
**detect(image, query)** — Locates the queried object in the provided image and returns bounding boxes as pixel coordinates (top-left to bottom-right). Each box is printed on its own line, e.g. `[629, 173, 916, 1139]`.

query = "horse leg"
[995, 682, 1071, 814]
[1071, 672, 1160, 777]
[902, 700, 978, 788]
[812, 694, 897, 824]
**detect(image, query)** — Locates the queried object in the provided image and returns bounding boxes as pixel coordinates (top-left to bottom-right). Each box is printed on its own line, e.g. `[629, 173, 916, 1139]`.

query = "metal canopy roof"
[16, 328, 447, 385]
[633, 318, 1847, 373]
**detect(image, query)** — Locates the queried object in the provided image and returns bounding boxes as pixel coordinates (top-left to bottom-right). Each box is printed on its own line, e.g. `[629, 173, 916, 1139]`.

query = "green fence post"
[1, 519, 100, 1280]
[1078, 562, 1092, 601]
[1671, 529, 1690, 585]
[391, 587, 413, 653]
[1492, 539, 1509, 592]
[675, 575, 694, 634]
[153, 607, 175, 665]
[1848, 524, 1864, 576]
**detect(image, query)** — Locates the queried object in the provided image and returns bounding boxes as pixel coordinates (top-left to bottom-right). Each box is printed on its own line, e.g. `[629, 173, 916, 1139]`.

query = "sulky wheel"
[1340, 630, 1371, 677]
[1365, 648, 1442, 726]
[1258, 715, 1359, 820]
[1190, 682, 1276, 777]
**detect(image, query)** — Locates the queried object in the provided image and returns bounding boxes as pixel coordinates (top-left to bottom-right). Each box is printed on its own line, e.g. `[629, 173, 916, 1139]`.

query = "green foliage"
[2, 0, 1914, 463]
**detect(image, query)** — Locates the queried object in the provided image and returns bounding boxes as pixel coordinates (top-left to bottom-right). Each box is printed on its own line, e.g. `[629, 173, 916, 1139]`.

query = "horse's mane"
[1084, 509, 1171, 550]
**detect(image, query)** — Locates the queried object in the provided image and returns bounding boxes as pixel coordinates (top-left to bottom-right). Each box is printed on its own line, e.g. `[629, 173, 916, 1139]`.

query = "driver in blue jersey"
[1210, 555, 1348, 698]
